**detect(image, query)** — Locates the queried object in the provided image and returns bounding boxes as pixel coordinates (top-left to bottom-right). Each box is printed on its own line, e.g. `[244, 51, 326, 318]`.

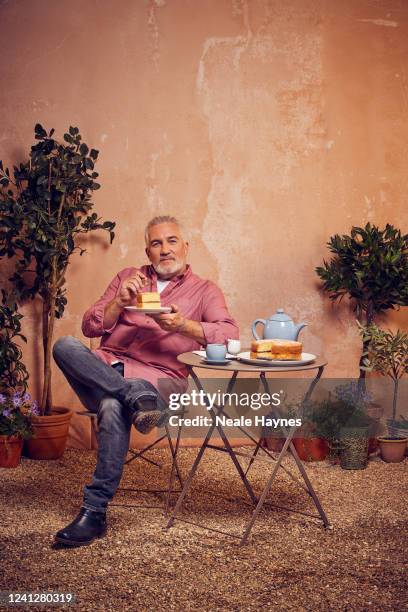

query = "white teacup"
[206, 344, 227, 361]
[227, 339, 241, 355]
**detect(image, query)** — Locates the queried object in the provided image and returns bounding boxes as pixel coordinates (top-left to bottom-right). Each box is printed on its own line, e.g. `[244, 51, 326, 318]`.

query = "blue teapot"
[252, 308, 307, 341]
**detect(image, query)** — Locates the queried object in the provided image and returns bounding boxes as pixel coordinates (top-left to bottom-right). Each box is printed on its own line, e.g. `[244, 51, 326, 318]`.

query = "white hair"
[144, 215, 185, 245]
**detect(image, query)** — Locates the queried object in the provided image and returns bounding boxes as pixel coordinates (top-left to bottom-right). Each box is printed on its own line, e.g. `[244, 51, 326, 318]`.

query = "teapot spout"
[294, 323, 307, 339]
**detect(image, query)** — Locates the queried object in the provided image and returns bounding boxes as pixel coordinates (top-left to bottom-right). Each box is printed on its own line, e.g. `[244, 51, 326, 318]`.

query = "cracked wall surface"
[0, 0, 407, 447]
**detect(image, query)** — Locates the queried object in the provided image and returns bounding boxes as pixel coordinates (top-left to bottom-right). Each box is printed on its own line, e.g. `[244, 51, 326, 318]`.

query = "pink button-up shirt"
[82, 265, 239, 393]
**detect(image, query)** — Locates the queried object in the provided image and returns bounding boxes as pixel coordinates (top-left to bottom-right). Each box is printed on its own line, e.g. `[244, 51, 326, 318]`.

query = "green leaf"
[90, 149, 99, 160]
[34, 123, 47, 139]
[79, 143, 89, 156]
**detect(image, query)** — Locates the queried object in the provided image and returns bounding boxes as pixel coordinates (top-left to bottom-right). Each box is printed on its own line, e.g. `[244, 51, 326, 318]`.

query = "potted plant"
[265, 399, 330, 462]
[334, 380, 380, 455]
[0, 392, 38, 467]
[308, 388, 374, 469]
[0, 124, 115, 459]
[358, 322, 408, 463]
[316, 223, 408, 385]
[0, 290, 37, 467]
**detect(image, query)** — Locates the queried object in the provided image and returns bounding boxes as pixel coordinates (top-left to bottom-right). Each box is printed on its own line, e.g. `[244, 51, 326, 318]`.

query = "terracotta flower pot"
[0, 435, 24, 468]
[262, 436, 285, 453]
[24, 406, 72, 460]
[378, 436, 408, 463]
[292, 437, 329, 462]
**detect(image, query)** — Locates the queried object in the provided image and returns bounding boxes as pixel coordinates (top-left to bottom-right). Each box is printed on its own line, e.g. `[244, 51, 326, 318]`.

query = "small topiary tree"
[0, 124, 116, 414]
[316, 223, 408, 379]
[358, 322, 408, 434]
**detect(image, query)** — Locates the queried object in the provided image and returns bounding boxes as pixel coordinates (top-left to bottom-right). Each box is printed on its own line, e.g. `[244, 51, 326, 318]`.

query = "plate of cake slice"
[124, 291, 172, 314]
[237, 339, 316, 366]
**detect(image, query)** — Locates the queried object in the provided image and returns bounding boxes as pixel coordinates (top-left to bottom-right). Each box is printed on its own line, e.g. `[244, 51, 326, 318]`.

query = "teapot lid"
[271, 308, 292, 322]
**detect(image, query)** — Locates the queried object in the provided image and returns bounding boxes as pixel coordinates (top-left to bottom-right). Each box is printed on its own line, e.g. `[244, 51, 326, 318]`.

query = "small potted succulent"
[358, 322, 408, 463]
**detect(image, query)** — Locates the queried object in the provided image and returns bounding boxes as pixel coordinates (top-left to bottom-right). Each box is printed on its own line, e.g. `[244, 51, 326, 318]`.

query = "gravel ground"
[1, 447, 407, 612]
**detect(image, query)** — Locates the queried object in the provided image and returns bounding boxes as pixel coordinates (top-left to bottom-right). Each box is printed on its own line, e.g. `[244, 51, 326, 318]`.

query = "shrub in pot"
[0, 124, 115, 458]
[279, 400, 329, 462]
[316, 223, 408, 391]
[0, 391, 37, 467]
[308, 389, 374, 468]
[333, 381, 380, 456]
[0, 290, 37, 467]
[358, 323, 408, 463]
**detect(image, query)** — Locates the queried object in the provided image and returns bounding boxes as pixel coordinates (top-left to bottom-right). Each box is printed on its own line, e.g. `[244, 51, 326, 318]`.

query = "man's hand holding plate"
[149, 303, 186, 332]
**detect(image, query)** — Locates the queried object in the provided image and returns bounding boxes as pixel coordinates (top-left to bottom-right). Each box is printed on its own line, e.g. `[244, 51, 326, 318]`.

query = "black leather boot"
[54, 508, 107, 547]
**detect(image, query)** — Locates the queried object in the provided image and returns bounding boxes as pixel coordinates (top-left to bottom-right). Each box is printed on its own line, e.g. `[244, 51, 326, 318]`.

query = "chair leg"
[164, 422, 183, 514]
[79, 411, 181, 508]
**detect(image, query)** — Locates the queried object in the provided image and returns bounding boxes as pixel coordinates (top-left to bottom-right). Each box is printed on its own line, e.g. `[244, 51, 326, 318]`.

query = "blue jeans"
[53, 336, 163, 513]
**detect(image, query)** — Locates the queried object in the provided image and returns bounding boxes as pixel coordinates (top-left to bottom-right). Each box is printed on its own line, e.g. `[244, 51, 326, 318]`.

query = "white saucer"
[201, 358, 231, 365]
[193, 350, 238, 359]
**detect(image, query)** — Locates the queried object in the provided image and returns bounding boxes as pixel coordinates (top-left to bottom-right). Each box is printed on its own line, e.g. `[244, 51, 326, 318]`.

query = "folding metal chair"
[78, 410, 184, 514]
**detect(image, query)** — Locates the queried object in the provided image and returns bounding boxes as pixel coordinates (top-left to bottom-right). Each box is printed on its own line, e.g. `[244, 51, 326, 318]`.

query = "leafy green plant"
[358, 322, 408, 434]
[316, 223, 408, 379]
[310, 396, 372, 441]
[0, 124, 116, 414]
[0, 289, 29, 392]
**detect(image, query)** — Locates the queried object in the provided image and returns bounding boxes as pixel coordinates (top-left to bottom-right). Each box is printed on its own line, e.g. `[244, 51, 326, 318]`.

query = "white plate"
[237, 351, 316, 366]
[124, 306, 172, 314]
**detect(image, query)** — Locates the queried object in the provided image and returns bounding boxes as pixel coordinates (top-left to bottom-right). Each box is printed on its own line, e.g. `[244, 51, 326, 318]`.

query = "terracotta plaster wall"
[0, 0, 407, 447]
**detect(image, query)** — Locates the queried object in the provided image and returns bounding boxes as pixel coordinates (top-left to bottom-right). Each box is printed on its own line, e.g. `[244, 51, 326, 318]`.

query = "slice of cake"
[250, 339, 302, 360]
[250, 339, 276, 360]
[136, 292, 161, 309]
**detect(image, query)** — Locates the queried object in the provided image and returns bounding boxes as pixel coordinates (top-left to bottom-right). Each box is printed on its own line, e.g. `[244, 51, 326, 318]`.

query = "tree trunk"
[358, 305, 375, 395]
[40, 262, 57, 415]
[392, 378, 399, 427]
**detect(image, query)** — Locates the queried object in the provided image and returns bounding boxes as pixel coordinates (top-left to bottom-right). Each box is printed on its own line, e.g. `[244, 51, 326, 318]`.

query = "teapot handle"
[252, 319, 266, 340]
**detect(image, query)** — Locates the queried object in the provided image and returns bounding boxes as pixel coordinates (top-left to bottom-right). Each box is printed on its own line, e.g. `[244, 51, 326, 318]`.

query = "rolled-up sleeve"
[82, 271, 123, 337]
[200, 282, 239, 345]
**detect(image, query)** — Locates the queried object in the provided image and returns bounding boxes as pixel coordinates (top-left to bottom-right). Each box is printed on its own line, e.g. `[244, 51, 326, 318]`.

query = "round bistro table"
[165, 352, 331, 545]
